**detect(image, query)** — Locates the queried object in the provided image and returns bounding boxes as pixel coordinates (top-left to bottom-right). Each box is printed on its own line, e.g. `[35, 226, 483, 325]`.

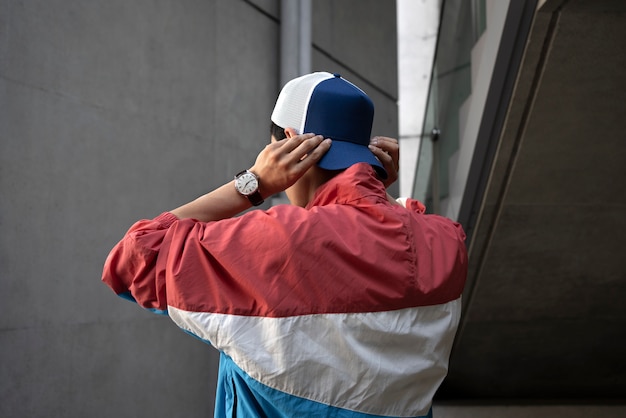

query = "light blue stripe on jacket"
[214, 353, 434, 418]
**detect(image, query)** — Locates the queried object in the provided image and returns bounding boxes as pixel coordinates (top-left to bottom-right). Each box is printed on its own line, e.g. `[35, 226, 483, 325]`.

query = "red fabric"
[102, 163, 467, 317]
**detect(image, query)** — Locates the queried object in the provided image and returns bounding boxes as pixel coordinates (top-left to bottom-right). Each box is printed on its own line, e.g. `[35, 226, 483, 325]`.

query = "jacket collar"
[306, 163, 388, 209]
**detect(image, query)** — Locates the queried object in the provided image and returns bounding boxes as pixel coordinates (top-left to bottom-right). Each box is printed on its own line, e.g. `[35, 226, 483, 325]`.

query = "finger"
[368, 142, 396, 165]
[368, 142, 398, 188]
[375, 136, 398, 145]
[371, 137, 398, 152]
[279, 133, 319, 154]
[371, 137, 399, 156]
[371, 137, 399, 171]
[368, 144, 393, 165]
[295, 138, 332, 170]
[288, 134, 325, 162]
[370, 136, 398, 147]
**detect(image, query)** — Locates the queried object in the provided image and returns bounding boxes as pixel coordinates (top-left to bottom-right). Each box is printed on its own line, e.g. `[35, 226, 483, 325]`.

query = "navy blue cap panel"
[303, 77, 374, 145]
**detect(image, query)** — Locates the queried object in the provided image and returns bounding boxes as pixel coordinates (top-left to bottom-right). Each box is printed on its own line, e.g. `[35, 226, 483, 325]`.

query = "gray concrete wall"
[313, 0, 399, 180]
[0, 1, 398, 417]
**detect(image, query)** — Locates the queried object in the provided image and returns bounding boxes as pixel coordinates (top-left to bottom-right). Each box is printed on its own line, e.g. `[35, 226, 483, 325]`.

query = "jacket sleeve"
[101, 212, 179, 314]
[101, 209, 284, 316]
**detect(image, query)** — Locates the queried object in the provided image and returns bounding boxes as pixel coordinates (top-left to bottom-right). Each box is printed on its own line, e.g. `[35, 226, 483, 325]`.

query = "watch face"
[235, 171, 259, 196]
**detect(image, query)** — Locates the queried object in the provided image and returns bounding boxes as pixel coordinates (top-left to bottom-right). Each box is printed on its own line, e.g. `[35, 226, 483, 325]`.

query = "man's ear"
[284, 127, 297, 138]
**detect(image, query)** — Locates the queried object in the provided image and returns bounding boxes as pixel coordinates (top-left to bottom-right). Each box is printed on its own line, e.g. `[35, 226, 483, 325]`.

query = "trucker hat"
[271, 72, 387, 179]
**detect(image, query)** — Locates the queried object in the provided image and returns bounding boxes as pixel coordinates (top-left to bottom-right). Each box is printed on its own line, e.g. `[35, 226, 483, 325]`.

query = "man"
[102, 72, 467, 417]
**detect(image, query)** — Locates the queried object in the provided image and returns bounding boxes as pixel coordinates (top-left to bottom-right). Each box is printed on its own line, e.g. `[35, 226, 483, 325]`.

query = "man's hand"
[251, 131, 332, 199]
[369, 136, 399, 189]
[170, 131, 330, 222]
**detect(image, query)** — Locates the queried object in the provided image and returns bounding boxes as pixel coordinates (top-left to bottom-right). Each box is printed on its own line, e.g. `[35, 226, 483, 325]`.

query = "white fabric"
[169, 299, 462, 417]
[271, 72, 335, 134]
[396, 196, 409, 207]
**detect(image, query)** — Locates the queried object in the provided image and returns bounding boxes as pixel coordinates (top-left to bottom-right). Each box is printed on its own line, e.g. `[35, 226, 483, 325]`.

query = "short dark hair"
[270, 121, 287, 141]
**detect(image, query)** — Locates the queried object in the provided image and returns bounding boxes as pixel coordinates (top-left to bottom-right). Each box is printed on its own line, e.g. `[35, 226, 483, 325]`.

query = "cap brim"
[317, 140, 388, 180]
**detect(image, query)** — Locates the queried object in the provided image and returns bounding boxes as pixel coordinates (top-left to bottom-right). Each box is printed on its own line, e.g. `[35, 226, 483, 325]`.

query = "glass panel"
[412, 0, 484, 213]
[413, 67, 437, 206]
[472, 0, 487, 42]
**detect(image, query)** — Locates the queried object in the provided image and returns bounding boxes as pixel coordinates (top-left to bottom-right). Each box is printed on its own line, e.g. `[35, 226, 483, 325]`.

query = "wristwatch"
[234, 169, 264, 206]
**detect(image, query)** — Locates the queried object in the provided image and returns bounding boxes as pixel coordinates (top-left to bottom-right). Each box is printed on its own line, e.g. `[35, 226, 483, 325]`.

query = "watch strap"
[247, 190, 264, 206]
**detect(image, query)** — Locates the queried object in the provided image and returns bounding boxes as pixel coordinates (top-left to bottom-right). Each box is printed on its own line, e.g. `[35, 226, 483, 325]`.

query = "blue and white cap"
[271, 72, 387, 179]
